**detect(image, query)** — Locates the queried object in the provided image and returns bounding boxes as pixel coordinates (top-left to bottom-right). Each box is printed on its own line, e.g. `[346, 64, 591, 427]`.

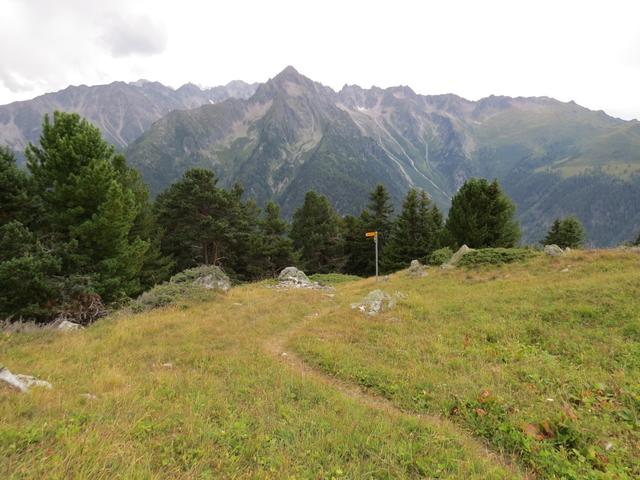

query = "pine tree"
[250, 201, 295, 278]
[382, 189, 441, 272]
[0, 147, 31, 226]
[0, 221, 61, 320]
[290, 191, 344, 274]
[342, 214, 370, 275]
[344, 184, 395, 276]
[445, 178, 520, 248]
[25, 112, 148, 302]
[543, 217, 585, 248]
[155, 168, 232, 271]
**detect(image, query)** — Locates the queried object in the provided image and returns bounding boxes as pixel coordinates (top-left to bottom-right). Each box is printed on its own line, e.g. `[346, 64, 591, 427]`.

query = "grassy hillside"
[2, 250, 639, 478]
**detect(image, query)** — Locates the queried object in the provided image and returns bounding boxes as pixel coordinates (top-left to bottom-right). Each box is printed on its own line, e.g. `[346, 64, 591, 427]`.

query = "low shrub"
[132, 265, 229, 312]
[427, 247, 453, 265]
[457, 248, 537, 267]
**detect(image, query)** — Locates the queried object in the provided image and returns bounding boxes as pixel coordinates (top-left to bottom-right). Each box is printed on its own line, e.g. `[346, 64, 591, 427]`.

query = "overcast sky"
[1, 0, 639, 120]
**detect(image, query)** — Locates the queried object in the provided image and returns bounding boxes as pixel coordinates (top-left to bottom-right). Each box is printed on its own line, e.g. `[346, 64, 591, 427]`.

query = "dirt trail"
[264, 320, 535, 480]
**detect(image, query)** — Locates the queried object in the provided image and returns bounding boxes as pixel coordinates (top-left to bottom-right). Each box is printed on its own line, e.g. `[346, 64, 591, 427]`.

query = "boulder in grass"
[544, 244, 565, 257]
[351, 290, 405, 316]
[277, 267, 311, 286]
[0, 365, 52, 393]
[408, 259, 428, 277]
[442, 245, 474, 268]
[274, 266, 335, 291]
[57, 320, 84, 331]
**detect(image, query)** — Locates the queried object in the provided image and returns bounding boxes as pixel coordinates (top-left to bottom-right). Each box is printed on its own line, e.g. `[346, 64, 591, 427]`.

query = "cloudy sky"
[1, 0, 639, 120]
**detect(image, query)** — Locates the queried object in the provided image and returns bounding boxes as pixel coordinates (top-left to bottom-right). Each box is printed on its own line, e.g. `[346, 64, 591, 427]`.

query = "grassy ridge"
[1, 251, 638, 478]
[1, 282, 515, 478]
[292, 250, 640, 479]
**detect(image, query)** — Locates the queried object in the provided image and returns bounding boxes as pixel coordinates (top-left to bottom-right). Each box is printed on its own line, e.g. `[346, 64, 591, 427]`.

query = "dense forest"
[1, 112, 637, 324]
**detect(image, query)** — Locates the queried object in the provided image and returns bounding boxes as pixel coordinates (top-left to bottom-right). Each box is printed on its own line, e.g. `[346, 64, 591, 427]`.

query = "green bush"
[427, 247, 453, 265]
[456, 248, 537, 267]
[132, 265, 229, 312]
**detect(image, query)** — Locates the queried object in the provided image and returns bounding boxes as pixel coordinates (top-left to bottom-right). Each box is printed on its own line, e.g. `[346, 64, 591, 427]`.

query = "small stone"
[161, 362, 173, 368]
[561, 268, 569, 273]
[281, 352, 288, 357]
[81, 393, 98, 400]
[57, 320, 84, 331]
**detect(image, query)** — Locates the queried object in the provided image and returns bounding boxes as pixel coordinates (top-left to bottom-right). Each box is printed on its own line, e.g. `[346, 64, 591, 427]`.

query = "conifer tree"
[155, 168, 232, 271]
[344, 184, 395, 276]
[0, 221, 61, 320]
[248, 201, 295, 278]
[290, 191, 344, 274]
[0, 147, 31, 226]
[445, 178, 520, 248]
[543, 216, 585, 248]
[382, 189, 441, 272]
[25, 112, 148, 302]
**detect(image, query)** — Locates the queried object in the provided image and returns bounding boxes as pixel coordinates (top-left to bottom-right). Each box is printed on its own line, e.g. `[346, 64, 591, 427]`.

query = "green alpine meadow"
[2, 2, 640, 479]
[2, 250, 639, 478]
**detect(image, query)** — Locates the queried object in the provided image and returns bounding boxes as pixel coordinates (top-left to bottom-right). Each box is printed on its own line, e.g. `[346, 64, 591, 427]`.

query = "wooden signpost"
[365, 231, 378, 281]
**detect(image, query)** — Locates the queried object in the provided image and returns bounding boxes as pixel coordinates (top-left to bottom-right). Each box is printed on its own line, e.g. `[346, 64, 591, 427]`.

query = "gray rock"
[171, 265, 231, 292]
[446, 245, 474, 266]
[193, 272, 231, 292]
[277, 267, 311, 285]
[57, 320, 84, 331]
[544, 244, 565, 256]
[408, 259, 428, 277]
[351, 290, 405, 316]
[274, 267, 333, 291]
[0, 366, 52, 392]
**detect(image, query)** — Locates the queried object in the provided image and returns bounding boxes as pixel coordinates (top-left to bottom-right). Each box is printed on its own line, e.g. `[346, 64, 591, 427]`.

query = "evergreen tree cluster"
[542, 217, 586, 249]
[0, 111, 595, 324]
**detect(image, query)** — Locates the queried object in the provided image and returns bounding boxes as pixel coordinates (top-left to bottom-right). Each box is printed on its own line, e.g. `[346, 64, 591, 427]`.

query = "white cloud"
[0, 0, 638, 120]
[98, 14, 167, 57]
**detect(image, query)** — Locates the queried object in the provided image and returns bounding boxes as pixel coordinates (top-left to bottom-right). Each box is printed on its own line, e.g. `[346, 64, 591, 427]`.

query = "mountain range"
[0, 79, 258, 151]
[1, 66, 639, 245]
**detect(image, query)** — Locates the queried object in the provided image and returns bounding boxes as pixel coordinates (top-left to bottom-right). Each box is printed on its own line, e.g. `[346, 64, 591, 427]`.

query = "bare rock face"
[408, 260, 428, 277]
[443, 245, 474, 268]
[544, 244, 565, 257]
[0, 366, 52, 392]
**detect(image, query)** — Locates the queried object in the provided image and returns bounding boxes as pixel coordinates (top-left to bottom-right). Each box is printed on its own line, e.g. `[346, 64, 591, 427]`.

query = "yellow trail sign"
[365, 231, 377, 238]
